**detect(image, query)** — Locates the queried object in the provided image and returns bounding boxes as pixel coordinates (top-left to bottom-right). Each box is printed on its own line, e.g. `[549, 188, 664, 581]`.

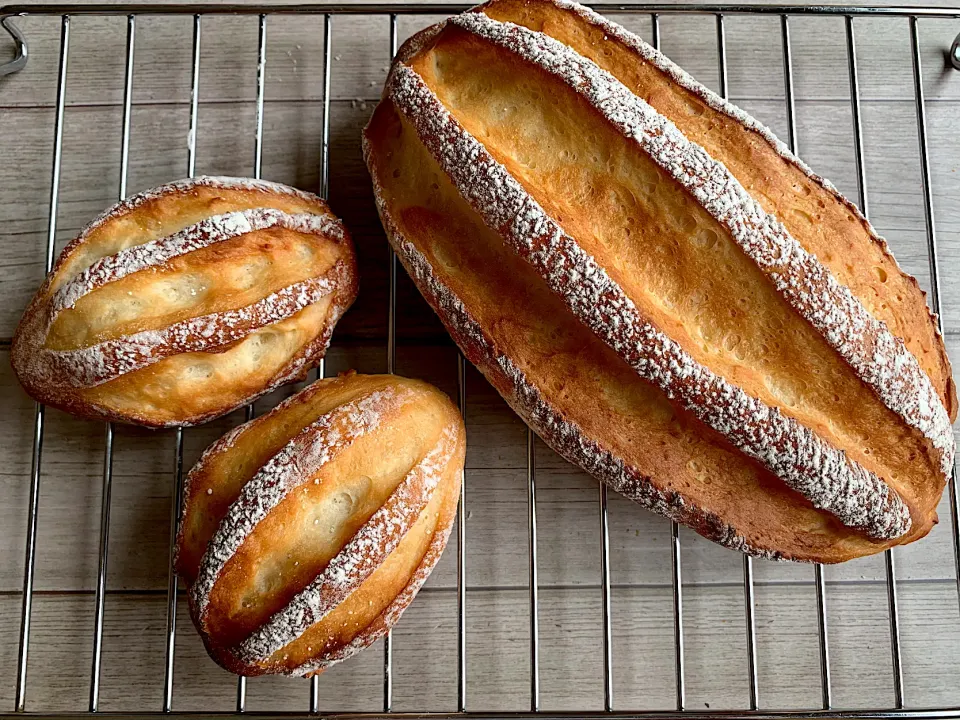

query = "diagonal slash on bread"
[11, 177, 359, 427]
[363, 0, 956, 562]
[176, 373, 465, 676]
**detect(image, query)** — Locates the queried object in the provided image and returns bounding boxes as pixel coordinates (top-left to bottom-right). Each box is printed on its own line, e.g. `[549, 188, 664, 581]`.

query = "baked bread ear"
[11, 176, 358, 427]
[364, 0, 955, 562]
[176, 372, 465, 676]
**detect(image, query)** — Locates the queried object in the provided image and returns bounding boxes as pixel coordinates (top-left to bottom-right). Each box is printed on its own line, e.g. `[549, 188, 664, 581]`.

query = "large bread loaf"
[363, 0, 956, 562]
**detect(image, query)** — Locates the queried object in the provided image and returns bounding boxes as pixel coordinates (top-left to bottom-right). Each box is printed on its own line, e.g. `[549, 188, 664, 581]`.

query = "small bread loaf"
[364, 0, 956, 562]
[11, 176, 358, 427]
[176, 372, 465, 676]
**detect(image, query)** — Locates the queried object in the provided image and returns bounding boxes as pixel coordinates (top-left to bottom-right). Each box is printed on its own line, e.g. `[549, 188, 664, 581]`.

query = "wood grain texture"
[0, 1, 959, 712]
[1, 99, 957, 338]
[3, 342, 959, 592]
[1, 13, 959, 107]
[1, 583, 959, 713]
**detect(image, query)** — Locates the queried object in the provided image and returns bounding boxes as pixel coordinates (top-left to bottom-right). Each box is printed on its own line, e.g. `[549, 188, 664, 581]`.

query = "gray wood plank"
[2, 582, 958, 713]
[0, 97, 957, 338]
[2, 338, 958, 594]
[2, 10, 958, 107]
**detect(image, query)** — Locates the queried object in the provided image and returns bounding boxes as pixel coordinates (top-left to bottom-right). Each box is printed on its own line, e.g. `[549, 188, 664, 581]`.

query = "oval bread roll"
[11, 176, 358, 427]
[363, 0, 956, 562]
[176, 372, 465, 676]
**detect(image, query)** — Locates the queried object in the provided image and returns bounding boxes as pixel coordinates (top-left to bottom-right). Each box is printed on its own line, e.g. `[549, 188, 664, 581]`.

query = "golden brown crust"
[479, 0, 956, 422]
[365, 100, 895, 562]
[176, 373, 465, 675]
[11, 177, 358, 427]
[364, 3, 955, 562]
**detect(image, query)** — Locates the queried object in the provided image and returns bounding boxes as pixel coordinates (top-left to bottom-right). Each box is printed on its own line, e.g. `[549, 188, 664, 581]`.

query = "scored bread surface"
[384, 62, 910, 542]
[478, 0, 955, 421]
[176, 373, 465, 676]
[364, 0, 955, 562]
[11, 176, 359, 427]
[447, 12, 952, 477]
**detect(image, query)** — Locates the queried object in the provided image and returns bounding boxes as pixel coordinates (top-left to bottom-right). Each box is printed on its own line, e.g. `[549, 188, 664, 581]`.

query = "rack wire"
[1, 2, 960, 717]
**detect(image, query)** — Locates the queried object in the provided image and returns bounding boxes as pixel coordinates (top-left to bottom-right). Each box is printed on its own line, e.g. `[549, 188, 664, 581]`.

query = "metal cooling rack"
[1, 3, 960, 718]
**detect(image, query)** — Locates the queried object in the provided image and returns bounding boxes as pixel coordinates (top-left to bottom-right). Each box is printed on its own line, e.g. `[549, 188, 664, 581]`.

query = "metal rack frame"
[1, 2, 959, 717]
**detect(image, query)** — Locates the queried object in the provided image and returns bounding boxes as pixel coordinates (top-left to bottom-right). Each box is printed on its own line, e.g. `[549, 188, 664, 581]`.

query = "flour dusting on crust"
[191, 386, 416, 622]
[178, 379, 339, 540]
[544, 0, 899, 262]
[11, 173, 357, 427]
[364, 139, 792, 559]
[289, 485, 459, 677]
[388, 61, 910, 541]
[54, 176, 332, 282]
[35, 262, 350, 388]
[238, 424, 459, 664]
[448, 12, 953, 477]
[51, 209, 345, 315]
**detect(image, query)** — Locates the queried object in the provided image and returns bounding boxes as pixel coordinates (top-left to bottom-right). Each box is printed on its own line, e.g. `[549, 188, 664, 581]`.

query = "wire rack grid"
[1, 2, 959, 718]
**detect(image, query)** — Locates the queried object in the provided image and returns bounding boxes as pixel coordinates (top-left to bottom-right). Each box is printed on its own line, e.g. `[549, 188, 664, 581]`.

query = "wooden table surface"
[1, 0, 960, 714]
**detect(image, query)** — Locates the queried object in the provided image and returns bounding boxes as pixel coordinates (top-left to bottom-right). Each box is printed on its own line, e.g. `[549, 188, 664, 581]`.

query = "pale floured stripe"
[55, 175, 339, 286]
[543, 0, 885, 252]
[364, 179, 784, 559]
[237, 423, 458, 665]
[191, 384, 419, 623]
[51, 208, 345, 316]
[287, 472, 459, 678]
[37, 262, 349, 388]
[449, 12, 953, 477]
[387, 61, 910, 540]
